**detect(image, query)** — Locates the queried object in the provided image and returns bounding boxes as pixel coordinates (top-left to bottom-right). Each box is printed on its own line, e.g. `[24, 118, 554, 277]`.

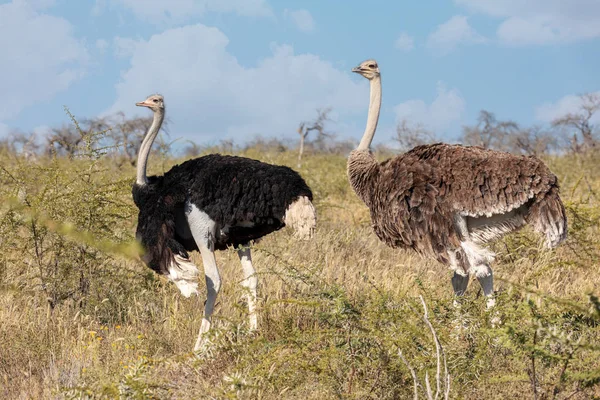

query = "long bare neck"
[136, 109, 164, 185]
[356, 75, 382, 152]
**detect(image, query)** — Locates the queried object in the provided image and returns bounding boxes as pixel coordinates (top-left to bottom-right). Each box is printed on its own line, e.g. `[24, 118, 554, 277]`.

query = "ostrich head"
[352, 59, 380, 80]
[136, 94, 165, 112]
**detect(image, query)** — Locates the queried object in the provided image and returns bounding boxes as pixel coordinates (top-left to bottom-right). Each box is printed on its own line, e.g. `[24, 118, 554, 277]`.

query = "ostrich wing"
[133, 177, 191, 275]
[164, 154, 313, 227]
[406, 143, 559, 218]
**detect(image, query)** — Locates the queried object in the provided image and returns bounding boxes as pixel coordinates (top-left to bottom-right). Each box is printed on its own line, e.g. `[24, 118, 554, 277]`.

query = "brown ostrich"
[347, 60, 567, 308]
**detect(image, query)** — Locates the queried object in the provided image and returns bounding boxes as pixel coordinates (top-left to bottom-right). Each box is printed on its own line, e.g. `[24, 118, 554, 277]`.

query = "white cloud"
[283, 9, 316, 33]
[0, 1, 88, 121]
[395, 33, 414, 52]
[426, 15, 486, 55]
[455, 0, 600, 45]
[96, 38, 109, 52]
[15, 0, 56, 9]
[535, 91, 600, 123]
[394, 82, 466, 132]
[107, 24, 365, 142]
[105, 0, 273, 25]
[113, 36, 142, 58]
[91, 0, 105, 16]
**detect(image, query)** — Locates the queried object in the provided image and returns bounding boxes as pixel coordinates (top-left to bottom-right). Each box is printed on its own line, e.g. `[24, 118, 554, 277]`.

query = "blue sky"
[2, 0, 599, 147]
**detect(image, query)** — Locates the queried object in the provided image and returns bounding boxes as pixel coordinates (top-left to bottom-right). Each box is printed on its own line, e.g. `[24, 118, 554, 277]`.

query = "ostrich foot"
[248, 313, 258, 332]
[485, 296, 502, 327]
[193, 318, 212, 352]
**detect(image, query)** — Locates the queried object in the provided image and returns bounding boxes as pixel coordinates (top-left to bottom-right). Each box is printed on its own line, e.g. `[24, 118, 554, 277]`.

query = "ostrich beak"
[351, 66, 362, 73]
[136, 101, 151, 107]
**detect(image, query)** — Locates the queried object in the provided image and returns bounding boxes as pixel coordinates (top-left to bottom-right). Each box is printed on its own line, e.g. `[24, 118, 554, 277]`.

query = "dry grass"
[0, 142, 599, 399]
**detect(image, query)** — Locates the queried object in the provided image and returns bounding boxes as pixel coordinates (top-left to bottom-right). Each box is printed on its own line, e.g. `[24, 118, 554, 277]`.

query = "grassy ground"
[0, 144, 599, 399]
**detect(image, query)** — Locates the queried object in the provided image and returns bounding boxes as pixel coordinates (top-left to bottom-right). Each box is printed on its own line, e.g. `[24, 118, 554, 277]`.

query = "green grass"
[0, 134, 599, 399]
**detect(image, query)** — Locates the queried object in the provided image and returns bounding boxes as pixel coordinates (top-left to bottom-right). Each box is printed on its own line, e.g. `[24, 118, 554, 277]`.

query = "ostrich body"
[347, 60, 567, 306]
[132, 95, 316, 350]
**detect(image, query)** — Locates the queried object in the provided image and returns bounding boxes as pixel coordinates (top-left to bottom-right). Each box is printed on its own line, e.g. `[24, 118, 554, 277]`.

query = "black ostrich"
[132, 94, 316, 351]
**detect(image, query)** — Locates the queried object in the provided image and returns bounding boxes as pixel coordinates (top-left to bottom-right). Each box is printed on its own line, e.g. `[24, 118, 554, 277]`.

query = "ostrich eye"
[368, 64, 376, 68]
[153, 99, 159, 103]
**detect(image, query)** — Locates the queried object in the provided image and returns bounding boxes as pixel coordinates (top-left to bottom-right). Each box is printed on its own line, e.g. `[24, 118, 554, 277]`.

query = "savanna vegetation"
[1, 100, 599, 399]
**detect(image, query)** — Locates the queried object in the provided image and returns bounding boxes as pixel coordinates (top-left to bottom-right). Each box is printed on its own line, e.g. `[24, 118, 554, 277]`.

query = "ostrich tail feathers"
[168, 254, 200, 298]
[526, 186, 568, 248]
[284, 196, 317, 240]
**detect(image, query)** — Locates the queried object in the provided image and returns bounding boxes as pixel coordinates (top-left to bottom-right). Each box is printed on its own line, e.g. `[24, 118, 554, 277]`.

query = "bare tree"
[2, 111, 171, 162]
[44, 111, 157, 162]
[245, 135, 288, 153]
[182, 140, 204, 158]
[552, 92, 599, 154]
[461, 110, 519, 151]
[218, 138, 236, 154]
[297, 107, 332, 167]
[46, 124, 85, 157]
[87, 112, 155, 165]
[326, 138, 356, 156]
[395, 119, 438, 151]
[508, 126, 557, 156]
[0, 130, 41, 159]
[461, 110, 560, 156]
[297, 122, 308, 165]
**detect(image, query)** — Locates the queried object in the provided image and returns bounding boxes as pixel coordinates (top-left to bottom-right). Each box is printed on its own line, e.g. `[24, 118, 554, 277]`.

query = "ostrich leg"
[185, 202, 221, 351]
[450, 214, 471, 303]
[237, 246, 258, 330]
[449, 248, 470, 307]
[195, 242, 220, 351]
[477, 270, 496, 309]
[451, 271, 469, 297]
[453, 214, 496, 308]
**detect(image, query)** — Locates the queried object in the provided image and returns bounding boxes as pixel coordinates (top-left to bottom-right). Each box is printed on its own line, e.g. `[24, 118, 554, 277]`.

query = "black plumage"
[131, 94, 316, 349]
[132, 154, 313, 274]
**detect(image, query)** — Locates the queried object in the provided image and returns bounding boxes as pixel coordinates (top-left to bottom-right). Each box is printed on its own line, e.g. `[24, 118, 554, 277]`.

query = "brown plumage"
[348, 59, 567, 307]
[348, 144, 566, 265]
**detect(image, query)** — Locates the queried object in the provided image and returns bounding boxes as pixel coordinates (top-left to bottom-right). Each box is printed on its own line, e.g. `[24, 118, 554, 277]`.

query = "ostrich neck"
[356, 76, 382, 152]
[136, 109, 164, 185]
